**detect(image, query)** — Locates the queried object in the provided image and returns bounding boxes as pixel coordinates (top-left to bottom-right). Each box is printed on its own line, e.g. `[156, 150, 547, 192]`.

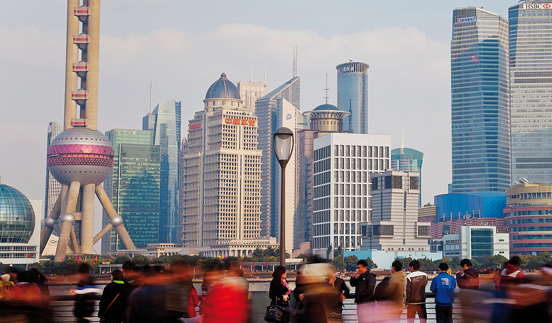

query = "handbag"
[99, 293, 120, 323]
[264, 304, 285, 322]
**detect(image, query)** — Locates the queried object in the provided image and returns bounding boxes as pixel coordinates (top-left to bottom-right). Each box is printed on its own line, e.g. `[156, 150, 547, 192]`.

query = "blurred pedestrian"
[456, 259, 479, 323]
[98, 269, 127, 323]
[292, 265, 308, 323]
[10, 270, 41, 303]
[74, 263, 100, 323]
[165, 260, 194, 321]
[350, 259, 376, 322]
[202, 265, 249, 323]
[498, 255, 525, 290]
[126, 268, 170, 323]
[0, 273, 14, 295]
[405, 260, 428, 323]
[328, 271, 349, 316]
[269, 265, 291, 322]
[376, 260, 405, 322]
[430, 263, 456, 323]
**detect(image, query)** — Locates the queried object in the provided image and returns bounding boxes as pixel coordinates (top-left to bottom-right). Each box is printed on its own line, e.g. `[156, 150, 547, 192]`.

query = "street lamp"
[273, 127, 294, 267]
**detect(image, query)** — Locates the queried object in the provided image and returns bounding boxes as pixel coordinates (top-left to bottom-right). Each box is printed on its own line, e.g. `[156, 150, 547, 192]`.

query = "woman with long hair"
[269, 266, 291, 322]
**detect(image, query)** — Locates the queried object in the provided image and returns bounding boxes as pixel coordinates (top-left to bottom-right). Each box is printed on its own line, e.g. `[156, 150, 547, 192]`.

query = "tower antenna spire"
[401, 126, 405, 154]
[324, 74, 329, 104]
[293, 46, 297, 78]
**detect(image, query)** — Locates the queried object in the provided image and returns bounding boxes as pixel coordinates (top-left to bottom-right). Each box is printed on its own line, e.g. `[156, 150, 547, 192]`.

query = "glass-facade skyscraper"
[143, 100, 181, 243]
[102, 129, 160, 253]
[391, 147, 424, 207]
[509, 2, 552, 185]
[451, 7, 511, 193]
[336, 61, 369, 134]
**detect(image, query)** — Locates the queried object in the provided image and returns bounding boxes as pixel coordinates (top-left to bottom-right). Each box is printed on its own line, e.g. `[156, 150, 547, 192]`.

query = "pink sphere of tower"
[47, 126, 114, 186]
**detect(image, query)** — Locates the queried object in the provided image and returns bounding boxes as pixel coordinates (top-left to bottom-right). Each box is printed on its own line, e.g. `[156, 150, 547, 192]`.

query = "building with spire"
[256, 77, 300, 239]
[237, 81, 266, 114]
[143, 100, 181, 243]
[181, 73, 265, 251]
[336, 61, 369, 134]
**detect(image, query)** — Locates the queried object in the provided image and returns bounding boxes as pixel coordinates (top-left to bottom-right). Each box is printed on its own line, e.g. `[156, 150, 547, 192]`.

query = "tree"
[344, 256, 359, 271]
[331, 257, 346, 271]
[366, 257, 377, 269]
[491, 254, 509, 267]
[114, 255, 131, 264]
[296, 254, 308, 260]
[132, 255, 150, 265]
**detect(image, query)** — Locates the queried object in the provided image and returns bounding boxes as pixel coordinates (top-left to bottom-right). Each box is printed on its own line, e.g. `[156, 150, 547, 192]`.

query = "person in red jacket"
[187, 286, 200, 318]
[202, 267, 249, 323]
[499, 255, 525, 290]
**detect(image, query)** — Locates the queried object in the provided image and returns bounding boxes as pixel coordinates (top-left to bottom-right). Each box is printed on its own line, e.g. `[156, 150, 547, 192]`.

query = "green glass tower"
[101, 129, 161, 253]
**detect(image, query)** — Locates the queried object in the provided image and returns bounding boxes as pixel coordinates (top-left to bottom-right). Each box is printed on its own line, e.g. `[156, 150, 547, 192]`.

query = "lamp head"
[273, 127, 294, 166]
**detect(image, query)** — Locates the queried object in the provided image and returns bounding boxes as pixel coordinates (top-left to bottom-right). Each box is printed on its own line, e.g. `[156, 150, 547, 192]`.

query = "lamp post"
[273, 127, 294, 267]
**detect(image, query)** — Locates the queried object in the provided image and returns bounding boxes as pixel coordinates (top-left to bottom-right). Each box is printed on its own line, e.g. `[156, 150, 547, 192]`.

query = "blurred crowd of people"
[4, 254, 552, 323]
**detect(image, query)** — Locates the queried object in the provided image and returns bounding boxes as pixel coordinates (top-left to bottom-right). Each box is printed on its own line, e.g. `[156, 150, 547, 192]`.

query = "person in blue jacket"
[430, 263, 456, 323]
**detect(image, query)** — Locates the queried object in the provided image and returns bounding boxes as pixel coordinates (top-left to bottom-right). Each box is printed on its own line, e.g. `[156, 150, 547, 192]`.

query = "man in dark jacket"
[350, 259, 376, 322]
[98, 270, 127, 323]
[406, 260, 428, 323]
[328, 272, 349, 317]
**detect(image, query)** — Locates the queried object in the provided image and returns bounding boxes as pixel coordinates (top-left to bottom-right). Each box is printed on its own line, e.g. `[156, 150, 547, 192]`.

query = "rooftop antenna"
[149, 80, 152, 114]
[324, 74, 329, 104]
[293, 46, 297, 78]
[401, 127, 405, 154]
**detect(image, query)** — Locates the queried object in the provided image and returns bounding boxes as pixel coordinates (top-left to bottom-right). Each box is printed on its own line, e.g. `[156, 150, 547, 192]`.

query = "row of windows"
[507, 192, 552, 200]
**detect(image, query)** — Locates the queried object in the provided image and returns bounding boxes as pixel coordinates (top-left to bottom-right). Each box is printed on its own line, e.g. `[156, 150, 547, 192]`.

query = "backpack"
[372, 277, 390, 301]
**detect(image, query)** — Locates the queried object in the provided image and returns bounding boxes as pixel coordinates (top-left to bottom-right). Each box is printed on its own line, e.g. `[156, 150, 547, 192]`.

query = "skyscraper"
[509, 2, 552, 185]
[143, 100, 181, 243]
[102, 129, 160, 253]
[451, 7, 510, 193]
[181, 73, 262, 247]
[256, 77, 300, 238]
[391, 147, 424, 207]
[312, 133, 391, 258]
[237, 81, 267, 114]
[44, 121, 63, 219]
[336, 61, 369, 134]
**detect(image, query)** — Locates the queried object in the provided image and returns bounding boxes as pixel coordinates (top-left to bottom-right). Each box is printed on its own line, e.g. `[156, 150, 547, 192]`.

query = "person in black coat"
[269, 266, 291, 322]
[98, 270, 127, 323]
[328, 272, 349, 316]
[350, 259, 376, 322]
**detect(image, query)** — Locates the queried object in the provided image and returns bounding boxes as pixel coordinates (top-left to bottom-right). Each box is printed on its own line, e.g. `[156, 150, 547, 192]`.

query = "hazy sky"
[0, 1, 511, 233]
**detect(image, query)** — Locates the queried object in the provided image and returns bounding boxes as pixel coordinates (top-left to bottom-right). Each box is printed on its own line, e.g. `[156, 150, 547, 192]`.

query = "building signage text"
[456, 16, 477, 24]
[189, 123, 201, 130]
[225, 118, 256, 126]
[522, 3, 552, 9]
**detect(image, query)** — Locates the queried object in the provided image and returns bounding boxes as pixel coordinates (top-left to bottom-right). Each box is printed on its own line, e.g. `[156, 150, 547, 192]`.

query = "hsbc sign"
[522, 3, 552, 9]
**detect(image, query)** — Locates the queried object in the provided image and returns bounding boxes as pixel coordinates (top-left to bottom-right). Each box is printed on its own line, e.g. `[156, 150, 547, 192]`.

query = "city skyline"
[1, 1, 516, 221]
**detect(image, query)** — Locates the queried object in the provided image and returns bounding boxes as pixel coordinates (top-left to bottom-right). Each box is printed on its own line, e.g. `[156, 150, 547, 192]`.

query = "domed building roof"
[205, 73, 240, 100]
[313, 103, 339, 111]
[0, 184, 35, 243]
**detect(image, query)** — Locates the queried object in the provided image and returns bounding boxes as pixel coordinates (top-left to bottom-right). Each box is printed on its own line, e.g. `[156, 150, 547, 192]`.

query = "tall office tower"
[451, 7, 510, 193]
[44, 121, 63, 219]
[101, 129, 160, 253]
[256, 77, 300, 238]
[177, 138, 188, 243]
[362, 170, 430, 251]
[237, 81, 267, 114]
[336, 61, 369, 134]
[143, 100, 181, 243]
[391, 147, 424, 207]
[296, 104, 350, 248]
[509, 2, 552, 184]
[182, 73, 262, 247]
[311, 133, 391, 258]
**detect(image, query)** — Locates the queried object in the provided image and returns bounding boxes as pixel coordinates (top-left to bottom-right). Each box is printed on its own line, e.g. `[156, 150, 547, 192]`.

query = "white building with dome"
[0, 180, 42, 266]
[181, 73, 269, 255]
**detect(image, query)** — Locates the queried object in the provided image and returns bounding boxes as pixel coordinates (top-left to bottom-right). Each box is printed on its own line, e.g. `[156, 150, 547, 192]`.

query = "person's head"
[503, 261, 510, 269]
[28, 268, 45, 284]
[16, 270, 31, 283]
[6, 267, 20, 282]
[460, 259, 472, 270]
[112, 269, 124, 281]
[439, 263, 449, 272]
[510, 255, 522, 267]
[409, 260, 420, 271]
[78, 262, 91, 274]
[391, 261, 403, 273]
[273, 266, 287, 281]
[357, 260, 368, 274]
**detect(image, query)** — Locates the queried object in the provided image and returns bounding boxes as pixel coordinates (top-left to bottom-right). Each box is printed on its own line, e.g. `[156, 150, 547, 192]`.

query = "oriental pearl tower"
[40, 0, 135, 262]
